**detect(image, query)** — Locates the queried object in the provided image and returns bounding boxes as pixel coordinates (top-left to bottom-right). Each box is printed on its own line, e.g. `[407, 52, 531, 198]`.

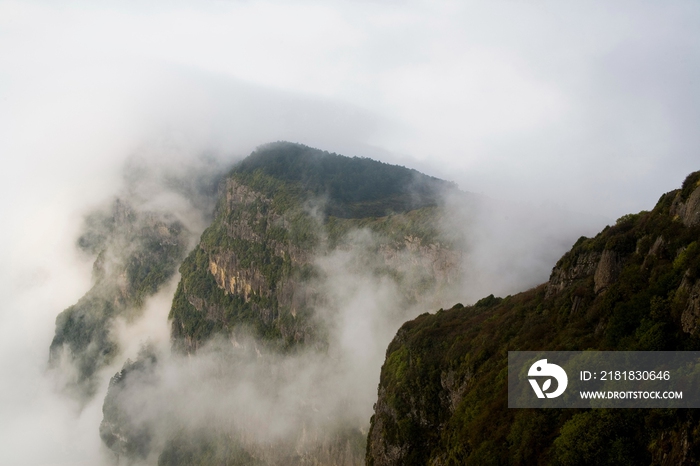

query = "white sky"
[2, 0, 699, 220]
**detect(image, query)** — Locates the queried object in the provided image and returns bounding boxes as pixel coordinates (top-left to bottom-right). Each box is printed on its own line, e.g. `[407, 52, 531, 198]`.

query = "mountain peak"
[232, 141, 456, 218]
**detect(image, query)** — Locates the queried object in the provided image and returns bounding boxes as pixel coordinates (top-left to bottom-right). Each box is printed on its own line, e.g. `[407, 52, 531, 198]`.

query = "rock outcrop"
[671, 171, 700, 227]
[546, 250, 600, 298]
[593, 249, 621, 294]
[680, 275, 700, 334]
[49, 199, 188, 399]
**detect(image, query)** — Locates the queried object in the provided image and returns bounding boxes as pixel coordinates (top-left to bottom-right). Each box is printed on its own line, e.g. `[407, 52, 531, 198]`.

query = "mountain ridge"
[100, 142, 465, 465]
[366, 170, 700, 466]
[49, 141, 634, 465]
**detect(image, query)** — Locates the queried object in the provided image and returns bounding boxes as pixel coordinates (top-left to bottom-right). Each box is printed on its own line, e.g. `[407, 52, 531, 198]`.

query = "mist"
[0, 150, 598, 464]
[92, 191, 594, 465]
[2, 0, 699, 464]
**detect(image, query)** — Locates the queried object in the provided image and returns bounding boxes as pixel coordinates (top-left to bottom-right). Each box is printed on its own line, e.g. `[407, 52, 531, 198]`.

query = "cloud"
[96, 223, 456, 463]
[3, 1, 700, 220]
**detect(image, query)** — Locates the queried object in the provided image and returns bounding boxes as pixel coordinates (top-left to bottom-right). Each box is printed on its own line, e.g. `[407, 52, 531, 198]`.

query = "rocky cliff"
[100, 142, 464, 465]
[367, 170, 700, 465]
[49, 198, 189, 399]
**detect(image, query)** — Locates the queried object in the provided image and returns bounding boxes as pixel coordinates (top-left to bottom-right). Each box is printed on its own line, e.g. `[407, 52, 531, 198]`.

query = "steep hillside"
[49, 199, 189, 399]
[48, 154, 223, 401]
[101, 142, 464, 465]
[366, 171, 700, 465]
[169, 142, 460, 354]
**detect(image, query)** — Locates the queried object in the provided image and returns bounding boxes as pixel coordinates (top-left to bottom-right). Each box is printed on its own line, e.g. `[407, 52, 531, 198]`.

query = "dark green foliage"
[367, 175, 700, 465]
[157, 427, 365, 466]
[127, 220, 186, 306]
[680, 171, 700, 202]
[233, 142, 456, 218]
[77, 218, 114, 255]
[553, 410, 648, 466]
[474, 294, 502, 309]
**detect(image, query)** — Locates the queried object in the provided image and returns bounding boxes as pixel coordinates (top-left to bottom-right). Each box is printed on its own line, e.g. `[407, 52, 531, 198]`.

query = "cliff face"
[671, 174, 700, 227]
[169, 176, 320, 353]
[101, 142, 463, 465]
[367, 171, 700, 466]
[166, 142, 465, 352]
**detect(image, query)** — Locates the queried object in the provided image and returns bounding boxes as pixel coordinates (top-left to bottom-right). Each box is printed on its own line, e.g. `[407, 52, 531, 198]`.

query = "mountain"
[48, 153, 226, 400]
[366, 171, 700, 465]
[50, 141, 603, 464]
[99, 142, 465, 465]
[168, 142, 460, 354]
[49, 199, 190, 399]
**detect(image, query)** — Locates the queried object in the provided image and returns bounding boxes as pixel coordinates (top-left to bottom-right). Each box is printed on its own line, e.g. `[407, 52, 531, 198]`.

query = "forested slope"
[367, 171, 700, 466]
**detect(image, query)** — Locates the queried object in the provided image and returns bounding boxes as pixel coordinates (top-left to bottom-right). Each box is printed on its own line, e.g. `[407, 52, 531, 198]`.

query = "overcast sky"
[2, 0, 699, 222]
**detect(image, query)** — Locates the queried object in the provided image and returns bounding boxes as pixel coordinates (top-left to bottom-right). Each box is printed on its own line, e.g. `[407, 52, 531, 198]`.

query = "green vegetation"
[367, 171, 700, 465]
[168, 176, 317, 351]
[169, 244, 301, 351]
[157, 142, 459, 465]
[102, 142, 461, 463]
[50, 200, 188, 399]
[680, 170, 700, 202]
[169, 142, 455, 355]
[233, 142, 455, 218]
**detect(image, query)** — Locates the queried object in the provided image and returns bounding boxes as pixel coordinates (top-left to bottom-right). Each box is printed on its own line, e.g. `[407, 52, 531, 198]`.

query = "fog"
[2, 0, 700, 464]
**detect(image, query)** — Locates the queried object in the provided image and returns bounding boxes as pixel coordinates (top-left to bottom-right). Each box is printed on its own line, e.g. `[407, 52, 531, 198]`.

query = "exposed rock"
[545, 251, 600, 298]
[366, 387, 408, 466]
[593, 250, 621, 294]
[440, 367, 472, 413]
[378, 238, 462, 303]
[226, 177, 261, 207]
[367, 170, 700, 466]
[649, 235, 667, 257]
[642, 235, 667, 269]
[681, 278, 700, 334]
[104, 144, 467, 466]
[683, 186, 700, 227]
[650, 419, 696, 466]
[172, 174, 463, 355]
[209, 253, 269, 302]
[672, 185, 700, 227]
[571, 295, 583, 314]
[100, 348, 158, 462]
